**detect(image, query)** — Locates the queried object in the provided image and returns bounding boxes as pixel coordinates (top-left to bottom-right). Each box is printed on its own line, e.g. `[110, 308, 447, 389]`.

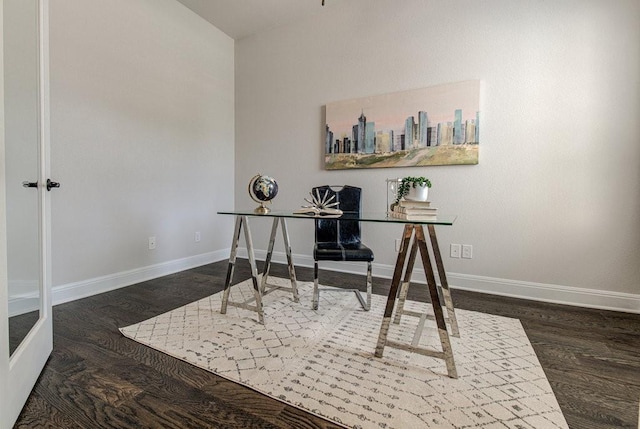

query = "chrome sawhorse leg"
[392, 224, 460, 337]
[261, 217, 299, 302]
[375, 224, 458, 378]
[220, 216, 298, 324]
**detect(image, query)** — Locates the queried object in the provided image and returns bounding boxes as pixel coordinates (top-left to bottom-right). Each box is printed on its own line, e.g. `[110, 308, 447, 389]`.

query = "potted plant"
[395, 176, 432, 204]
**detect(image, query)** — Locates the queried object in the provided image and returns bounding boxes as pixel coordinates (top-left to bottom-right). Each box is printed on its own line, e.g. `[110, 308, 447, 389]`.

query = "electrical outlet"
[148, 236, 156, 250]
[450, 244, 461, 258]
[195, 231, 201, 242]
[462, 244, 473, 259]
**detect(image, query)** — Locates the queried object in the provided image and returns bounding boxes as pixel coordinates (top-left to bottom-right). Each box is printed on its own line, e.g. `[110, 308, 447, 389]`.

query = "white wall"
[235, 0, 640, 310]
[49, 0, 235, 299]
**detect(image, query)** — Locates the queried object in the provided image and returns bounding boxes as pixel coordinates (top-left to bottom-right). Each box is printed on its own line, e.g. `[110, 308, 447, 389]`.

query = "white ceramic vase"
[405, 184, 429, 201]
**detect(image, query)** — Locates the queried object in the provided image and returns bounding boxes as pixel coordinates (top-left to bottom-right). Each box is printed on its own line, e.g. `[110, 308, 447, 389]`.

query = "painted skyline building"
[357, 112, 366, 154]
[454, 109, 464, 144]
[419, 111, 429, 147]
[325, 124, 334, 153]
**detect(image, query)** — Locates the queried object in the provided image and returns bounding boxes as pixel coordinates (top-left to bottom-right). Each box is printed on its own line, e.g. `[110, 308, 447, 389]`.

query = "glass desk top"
[217, 209, 457, 226]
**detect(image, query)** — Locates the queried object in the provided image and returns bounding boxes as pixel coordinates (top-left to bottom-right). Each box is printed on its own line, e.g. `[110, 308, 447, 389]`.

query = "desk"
[217, 210, 459, 378]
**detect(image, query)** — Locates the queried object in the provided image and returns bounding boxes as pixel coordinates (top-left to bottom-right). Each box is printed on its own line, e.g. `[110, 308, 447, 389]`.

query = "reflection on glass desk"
[217, 209, 457, 225]
[217, 209, 460, 378]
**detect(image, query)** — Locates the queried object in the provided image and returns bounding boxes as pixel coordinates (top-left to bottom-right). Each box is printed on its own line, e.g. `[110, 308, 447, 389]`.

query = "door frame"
[0, 0, 52, 427]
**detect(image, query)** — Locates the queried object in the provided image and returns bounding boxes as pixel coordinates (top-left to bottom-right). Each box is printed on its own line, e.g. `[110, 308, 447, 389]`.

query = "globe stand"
[254, 203, 270, 214]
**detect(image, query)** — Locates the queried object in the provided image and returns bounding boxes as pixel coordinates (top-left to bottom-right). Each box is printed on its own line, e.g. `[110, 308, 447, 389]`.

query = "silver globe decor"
[248, 174, 279, 214]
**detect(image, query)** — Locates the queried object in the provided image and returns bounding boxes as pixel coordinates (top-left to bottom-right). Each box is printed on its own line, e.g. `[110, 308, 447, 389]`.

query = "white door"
[0, 0, 52, 427]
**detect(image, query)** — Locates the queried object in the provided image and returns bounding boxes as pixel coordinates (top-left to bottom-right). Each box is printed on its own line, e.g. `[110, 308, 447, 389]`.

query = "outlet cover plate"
[450, 244, 461, 258]
[462, 244, 473, 259]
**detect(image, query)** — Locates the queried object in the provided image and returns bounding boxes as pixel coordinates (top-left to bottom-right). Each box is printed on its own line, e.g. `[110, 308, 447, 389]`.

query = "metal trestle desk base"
[375, 224, 459, 379]
[220, 216, 299, 324]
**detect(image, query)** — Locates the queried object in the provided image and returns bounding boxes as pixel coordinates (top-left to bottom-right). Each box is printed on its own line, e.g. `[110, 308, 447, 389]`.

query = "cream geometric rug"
[120, 277, 568, 429]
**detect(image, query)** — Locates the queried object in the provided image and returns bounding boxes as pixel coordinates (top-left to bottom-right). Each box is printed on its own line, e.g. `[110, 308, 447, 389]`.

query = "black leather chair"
[312, 185, 373, 311]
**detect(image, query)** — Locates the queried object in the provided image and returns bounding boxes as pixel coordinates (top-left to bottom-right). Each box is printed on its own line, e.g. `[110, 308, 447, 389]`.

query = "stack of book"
[390, 200, 437, 220]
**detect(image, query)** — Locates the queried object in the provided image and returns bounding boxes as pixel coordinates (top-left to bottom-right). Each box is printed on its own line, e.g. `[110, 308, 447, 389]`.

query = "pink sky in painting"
[326, 81, 480, 139]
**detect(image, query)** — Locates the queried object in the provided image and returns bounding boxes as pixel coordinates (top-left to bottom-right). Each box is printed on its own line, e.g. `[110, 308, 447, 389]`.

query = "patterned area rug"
[120, 278, 568, 429]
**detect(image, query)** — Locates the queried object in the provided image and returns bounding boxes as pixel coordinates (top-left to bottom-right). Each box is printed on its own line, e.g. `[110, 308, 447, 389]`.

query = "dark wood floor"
[9, 310, 39, 356]
[12, 260, 640, 428]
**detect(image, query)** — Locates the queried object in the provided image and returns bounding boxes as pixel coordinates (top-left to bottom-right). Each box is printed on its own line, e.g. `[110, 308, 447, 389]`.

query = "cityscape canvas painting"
[324, 80, 480, 169]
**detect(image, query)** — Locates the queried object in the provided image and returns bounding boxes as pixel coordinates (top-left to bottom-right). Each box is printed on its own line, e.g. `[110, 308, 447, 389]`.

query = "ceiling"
[175, 0, 332, 40]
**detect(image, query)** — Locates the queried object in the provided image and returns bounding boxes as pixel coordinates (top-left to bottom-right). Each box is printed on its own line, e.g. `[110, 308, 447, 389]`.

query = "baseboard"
[8, 295, 39, 317]
[52, 250, 229, 307]
[51, 247, 640, 315]
[445, 273, 640, 314]
[240, 249, 640, 314]
[8, 280, 40, 317]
